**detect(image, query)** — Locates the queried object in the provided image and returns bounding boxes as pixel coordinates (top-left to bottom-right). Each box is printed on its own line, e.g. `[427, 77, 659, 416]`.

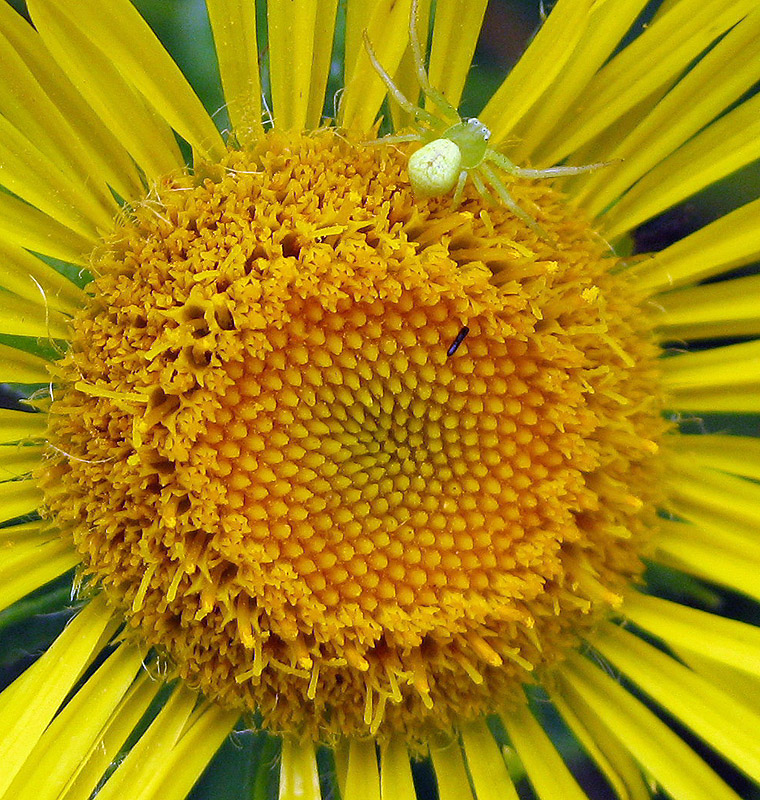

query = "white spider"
[363, 0, 610, 237]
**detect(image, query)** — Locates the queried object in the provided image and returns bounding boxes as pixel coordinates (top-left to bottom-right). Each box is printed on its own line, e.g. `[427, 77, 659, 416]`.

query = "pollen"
[40, 130, 665, 744]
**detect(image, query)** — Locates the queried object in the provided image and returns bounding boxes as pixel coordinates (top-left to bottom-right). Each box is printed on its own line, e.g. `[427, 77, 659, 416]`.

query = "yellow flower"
[1, 0, 759, 799]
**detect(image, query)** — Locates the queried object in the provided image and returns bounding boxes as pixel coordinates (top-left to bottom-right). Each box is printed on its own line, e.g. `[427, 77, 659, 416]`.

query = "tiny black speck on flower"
[447, 326, 470, 357]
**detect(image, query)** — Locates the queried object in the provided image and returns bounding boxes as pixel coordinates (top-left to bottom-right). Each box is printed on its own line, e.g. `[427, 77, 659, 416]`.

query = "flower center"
[41, 130, 665, 743]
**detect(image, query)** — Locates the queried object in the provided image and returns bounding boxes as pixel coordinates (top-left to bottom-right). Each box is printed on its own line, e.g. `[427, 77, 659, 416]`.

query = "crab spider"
[363, 0, 610, 238]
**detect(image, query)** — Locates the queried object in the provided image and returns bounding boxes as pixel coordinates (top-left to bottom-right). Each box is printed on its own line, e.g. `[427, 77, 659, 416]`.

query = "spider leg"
[479, 162, 552, 242]
[485, 149, 612, 179]
[450, 170, 468, 209]
[469, 168, 490, 202]
[364, 133, 424, 146]
[407, 0, 461, 124]
[363, 30, 439, 128]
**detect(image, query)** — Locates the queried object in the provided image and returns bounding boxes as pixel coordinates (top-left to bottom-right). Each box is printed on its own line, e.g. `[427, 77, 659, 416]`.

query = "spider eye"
[464, 118, 491, 142]
[408, 139, 462, 198]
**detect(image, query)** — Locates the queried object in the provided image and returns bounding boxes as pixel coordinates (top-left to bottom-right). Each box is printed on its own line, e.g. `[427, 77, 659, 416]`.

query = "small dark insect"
[447, 326, 470, 357]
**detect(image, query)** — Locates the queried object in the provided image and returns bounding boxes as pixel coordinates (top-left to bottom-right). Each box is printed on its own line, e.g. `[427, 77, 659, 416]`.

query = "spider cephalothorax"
[363, 0, 610, 237]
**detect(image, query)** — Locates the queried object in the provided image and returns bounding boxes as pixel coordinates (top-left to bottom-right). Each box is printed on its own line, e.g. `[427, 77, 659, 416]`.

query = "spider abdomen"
[408, 138, 462, 198]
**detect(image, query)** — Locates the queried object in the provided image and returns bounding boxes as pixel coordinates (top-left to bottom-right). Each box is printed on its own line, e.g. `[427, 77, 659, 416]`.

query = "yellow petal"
[341, 0, 414, 133]
[662, 341, 760, 400]
[0, 595, 118, 797]
[667, 433, 760, 481]
[0, 524, 56, 558]
[667, 386, 760, 414]
[388, 0, 431, 133]
[136, 703, 239, 800]
[0, 1, 144, 201]
[661, 339, 760, 412]
[0, 29, 122, 219]
[2, 644, 145, 800]
[656, 272, 760, 341]
[603, 92, 760, 240]
[654, 519, 760, 604]
[427, 0, 488, 112]
[616, 95, 760, 239]
[0, 536, 78, 614]
[591, 622, 760, 784]
[28, 0, 224, 162]
[626, 197, 760, 294]
[344, 0, 381, 98]
[89, 685, 198, 800]
[0, 444, 43, 479]
[537, 0, 756, 165]
[0, 409, 46, 444]
[560, 653, 743, 800]
[58, 675, 161, 800]
[674, 653, 760, 718]
[661, 484, 760, 567]
[333, 739, 349, 800]
[0, 240, 85, 314]
[501, 701, 589, 800]
[0, 192, 92, 265]
[622, 593, 760, 679]
[0, 520, 49, 545]
[268, 0, 319, 131]
[0, 113, 110, 237]
[27, 0, 187, 180]
[0, 479, 42, 522]
[278, 737, 320, 800]
[0, 288, 70, 339]
[306, 0, 340, 128]
[573, 7, 760, 217]
[665, 455, 760, 533]
[549, 689, 650, 800]
[514, 0, 649, 162]
[650, 0, 680, 20]
[206, 0, 261, 142]
[380, 737, 416, 800]
[0, 343, 52, 384]
[480, 0, 600, 148]
[460, 720, 520, 800]
[389, 0, 435, 131]
[429, 738, 475, 800]
[0, 3, 142, 198]
[345, 739, 380, 800]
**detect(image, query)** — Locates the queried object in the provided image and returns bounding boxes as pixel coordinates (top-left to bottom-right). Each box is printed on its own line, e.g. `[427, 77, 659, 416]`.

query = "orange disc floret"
[40, 129, 665, 744]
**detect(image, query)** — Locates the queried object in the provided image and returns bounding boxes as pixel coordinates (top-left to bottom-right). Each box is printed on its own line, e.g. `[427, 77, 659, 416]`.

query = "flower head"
[1, 1, 760, 799]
